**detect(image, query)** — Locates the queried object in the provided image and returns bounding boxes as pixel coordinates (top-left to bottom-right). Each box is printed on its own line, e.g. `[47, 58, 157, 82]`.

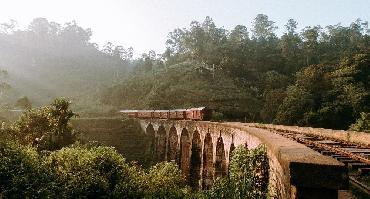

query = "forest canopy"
[1, 15, 369, 130]
[102, 15, 370, 130]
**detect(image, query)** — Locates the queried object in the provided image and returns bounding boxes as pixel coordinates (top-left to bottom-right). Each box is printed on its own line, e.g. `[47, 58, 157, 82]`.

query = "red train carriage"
[154, 110, 169, 119]
[137, 110, 154, 119]
[185, 107, 212, 120]
[120, 107, 212, 121]
[169, 109, 186, 120]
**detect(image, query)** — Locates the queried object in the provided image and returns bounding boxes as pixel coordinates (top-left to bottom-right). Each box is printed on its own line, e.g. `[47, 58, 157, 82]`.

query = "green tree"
[251, 14, 277, 40]
[250, 14, 282, 73]
[10, 98, 78, 150]
[275, 86, 315, 126]
[279, 19, 303, 73]
[301, 26, 322, 65]
[350, 112, 370, 132]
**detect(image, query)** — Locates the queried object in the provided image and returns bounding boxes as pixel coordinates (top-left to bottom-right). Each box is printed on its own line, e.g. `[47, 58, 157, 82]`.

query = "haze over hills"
[0, 15, 369, 130]
[0, 18, 132, 109]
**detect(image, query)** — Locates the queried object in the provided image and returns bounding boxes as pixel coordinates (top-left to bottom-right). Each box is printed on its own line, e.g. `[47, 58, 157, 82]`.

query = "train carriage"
[169, 109, 186, 120]
[186, 107, 212, 120]
[120, 107, 212, 121]
[154, 110, 169, 119]
[137, 110, 154, 119]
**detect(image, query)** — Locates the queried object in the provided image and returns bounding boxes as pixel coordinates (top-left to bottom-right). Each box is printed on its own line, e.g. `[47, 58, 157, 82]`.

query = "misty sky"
[1, 0, 369, 56]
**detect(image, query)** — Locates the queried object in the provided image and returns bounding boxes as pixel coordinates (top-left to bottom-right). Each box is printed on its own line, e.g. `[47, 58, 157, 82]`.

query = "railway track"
[255, 126, 370, 196]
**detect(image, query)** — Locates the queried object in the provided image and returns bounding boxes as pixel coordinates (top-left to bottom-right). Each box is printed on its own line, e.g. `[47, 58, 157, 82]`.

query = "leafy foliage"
[1, 15, 369, 128]
[205, 145, 269, 199]
[101, 16, 370, 129]
[142, 162, 189, 198]
[102, 62, 260, 120]
[0, 140, 57, 198]
[9, 98, 78, 150]
[276, 53, 370, 129]
[44, 144, 141, 198]
[0, 140, 189, 198]
[350, 112, 370, 133]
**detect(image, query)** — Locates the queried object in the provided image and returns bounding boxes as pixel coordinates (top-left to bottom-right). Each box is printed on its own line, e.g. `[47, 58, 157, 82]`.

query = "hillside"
[0, 18, 131, 109]
[101, 62, 260, 120]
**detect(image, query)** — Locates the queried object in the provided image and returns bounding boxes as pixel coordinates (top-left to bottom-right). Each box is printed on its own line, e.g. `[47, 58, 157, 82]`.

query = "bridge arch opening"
[157, 125, 167, 162]
[229, 135, 236, 165]
[215, 135, 227, 178]
[202, 132, 214, 190]
[145, 124, 156, 163]
[229, 143, 235, 161]
[179, 128, 191, 181]
[189, 130, 202, 189]
[167, 126, 178, 162]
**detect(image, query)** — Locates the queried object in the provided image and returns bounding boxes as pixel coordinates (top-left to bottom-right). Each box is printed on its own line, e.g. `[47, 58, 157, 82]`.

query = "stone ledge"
[248, 123, 370, 146]
[224, 123, 348, 190]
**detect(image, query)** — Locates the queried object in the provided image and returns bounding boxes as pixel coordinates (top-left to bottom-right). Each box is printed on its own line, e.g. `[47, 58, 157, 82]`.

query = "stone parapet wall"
[248, 123, 370, 146]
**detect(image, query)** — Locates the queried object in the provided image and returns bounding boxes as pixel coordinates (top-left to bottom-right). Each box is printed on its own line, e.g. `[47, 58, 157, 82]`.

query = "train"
[120, 107, 212, 121]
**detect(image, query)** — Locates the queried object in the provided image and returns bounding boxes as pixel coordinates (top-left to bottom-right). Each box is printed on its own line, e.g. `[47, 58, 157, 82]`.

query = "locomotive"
[120, 107, 212, 121]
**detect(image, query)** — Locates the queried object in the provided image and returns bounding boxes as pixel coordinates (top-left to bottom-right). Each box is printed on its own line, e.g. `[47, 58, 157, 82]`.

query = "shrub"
[44, 144, 141, 198]
[211, 111, 225, 122]
[350, 112, 370, 133]
[0, 140, 57, 198]
[205, 144, 269, 199]
[143, 162, 189, 198]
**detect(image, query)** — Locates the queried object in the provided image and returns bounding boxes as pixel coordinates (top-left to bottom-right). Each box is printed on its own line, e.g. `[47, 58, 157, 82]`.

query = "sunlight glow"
[0, 0, 369, 55]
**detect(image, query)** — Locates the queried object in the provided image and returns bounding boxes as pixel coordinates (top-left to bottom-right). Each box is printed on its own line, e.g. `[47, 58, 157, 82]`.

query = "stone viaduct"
[72, 118, 370, 199]
[138, 119, 349, 199]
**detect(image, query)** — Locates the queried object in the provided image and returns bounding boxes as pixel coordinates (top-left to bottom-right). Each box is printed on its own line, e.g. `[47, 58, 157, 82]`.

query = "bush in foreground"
[0, 141, 189, 198]
[0, 140, 57, 198]
[205, 144, 269, 199]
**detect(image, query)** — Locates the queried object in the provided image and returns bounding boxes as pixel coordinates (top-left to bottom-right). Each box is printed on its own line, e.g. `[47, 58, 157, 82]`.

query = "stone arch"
[167, 126, 178, 162]
[215, 135, 227, 178]
[157, 125, 167, 162]
[179, 128, 191, 180]
[189, 130, 202, 189]
[202, 132, 214, 190]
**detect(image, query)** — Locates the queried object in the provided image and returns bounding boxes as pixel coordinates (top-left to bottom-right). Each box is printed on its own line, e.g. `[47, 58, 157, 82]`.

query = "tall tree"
[251, 14, 282, 72]
[301, 26, 322, 65]
[279, 19, 303, 73]
[251, 14, 278, 40]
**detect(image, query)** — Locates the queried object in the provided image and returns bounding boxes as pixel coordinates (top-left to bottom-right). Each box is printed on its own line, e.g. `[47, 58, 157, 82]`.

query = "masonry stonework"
[139, 120, 348, 199]
[71, 118, 349, 199]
